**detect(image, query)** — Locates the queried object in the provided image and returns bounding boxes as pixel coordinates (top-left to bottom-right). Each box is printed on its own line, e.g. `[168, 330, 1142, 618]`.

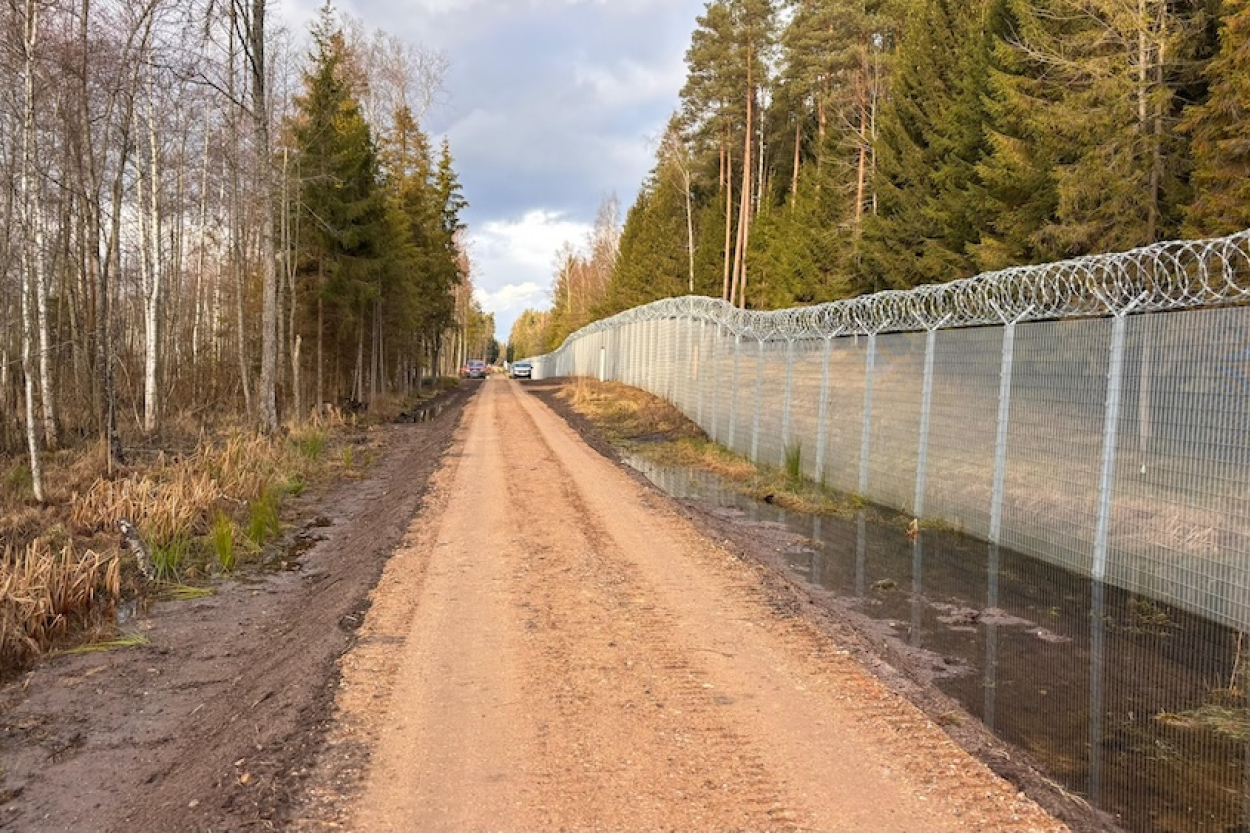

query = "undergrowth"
[0, 401, 399, 675]
[558, 379, 858, 517]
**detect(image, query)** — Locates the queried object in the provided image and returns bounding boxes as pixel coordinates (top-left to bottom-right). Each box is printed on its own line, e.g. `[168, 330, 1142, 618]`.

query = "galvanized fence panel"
[528, 230, 1250, 632]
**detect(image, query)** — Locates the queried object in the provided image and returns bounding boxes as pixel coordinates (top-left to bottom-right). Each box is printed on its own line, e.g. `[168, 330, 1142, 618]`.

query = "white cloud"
[467, 210, 593, 338]
[474, 210, 591, 274]
[475, 282, 549, 320]
[572, 58, 678, 109]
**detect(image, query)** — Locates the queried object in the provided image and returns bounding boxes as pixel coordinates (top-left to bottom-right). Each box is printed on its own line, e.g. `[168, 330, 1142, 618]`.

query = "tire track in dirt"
[507, 381, 1065, 832]
[309, 379, 1064, 832]
[503, 386, 795, 830]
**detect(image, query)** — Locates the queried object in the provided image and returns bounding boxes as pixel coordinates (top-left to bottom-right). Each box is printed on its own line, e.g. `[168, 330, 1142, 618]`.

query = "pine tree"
[1182, 0, 1250, 237]
[681, 0, 777, 306]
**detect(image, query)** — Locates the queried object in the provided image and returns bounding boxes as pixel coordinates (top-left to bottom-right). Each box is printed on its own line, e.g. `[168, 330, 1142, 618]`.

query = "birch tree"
[15, 0, 46, 500]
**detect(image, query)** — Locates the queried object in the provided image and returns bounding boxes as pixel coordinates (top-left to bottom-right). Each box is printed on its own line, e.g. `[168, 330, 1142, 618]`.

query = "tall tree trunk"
[854, 38, 871, 237]
[791, 118, 801, 207]
[19, 0, 45, 501]
[141, 75, 162, 434]
[292, 334, 302, 421]
[731, 64, 754, 309]
[316, 293, 324, 411]
[193, 116, 211, 378]
[33, 204, 56, 450]
[248, 0, 278, 432]
[722, 140, 733, 302]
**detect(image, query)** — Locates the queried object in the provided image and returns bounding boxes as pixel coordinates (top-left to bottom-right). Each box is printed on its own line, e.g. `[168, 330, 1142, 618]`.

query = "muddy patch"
[0, 385, 474, 833]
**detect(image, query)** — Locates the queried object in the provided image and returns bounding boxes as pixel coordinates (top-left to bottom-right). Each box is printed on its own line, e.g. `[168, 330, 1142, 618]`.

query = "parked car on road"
[509, 360, 532, 379]
[463, 359, 487, 379]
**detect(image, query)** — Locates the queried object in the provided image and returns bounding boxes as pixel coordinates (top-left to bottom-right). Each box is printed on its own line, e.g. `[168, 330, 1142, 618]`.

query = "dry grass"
[1157, 704, 1250, 743]
[0, 414, 366, 673]
[560, 380, 704, 445]
[558, 379, 858, 517]
[1, 542, 120, 673]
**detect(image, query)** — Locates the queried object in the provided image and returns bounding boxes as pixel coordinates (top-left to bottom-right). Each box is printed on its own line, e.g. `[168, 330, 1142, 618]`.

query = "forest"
[0, 0, 494, 499]
[508, 0, 1250, 358]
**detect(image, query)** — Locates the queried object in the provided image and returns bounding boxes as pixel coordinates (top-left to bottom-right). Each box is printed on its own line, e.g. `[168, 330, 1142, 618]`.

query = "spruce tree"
[291, 6, 392, 401]
[971, 0, 1062, 270]
[858, 0, 990, 290]
[1182, 0, 1250, 237]
[1010, 0, 1209, 254]
[608, 175, 690, 314]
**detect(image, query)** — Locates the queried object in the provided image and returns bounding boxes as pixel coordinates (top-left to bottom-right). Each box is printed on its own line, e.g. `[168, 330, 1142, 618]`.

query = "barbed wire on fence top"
[538, 228, 1250, 356]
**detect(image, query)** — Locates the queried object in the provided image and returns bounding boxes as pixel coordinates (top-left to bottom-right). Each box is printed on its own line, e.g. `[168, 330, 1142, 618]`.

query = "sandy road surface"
[305, 379, 1064, 832]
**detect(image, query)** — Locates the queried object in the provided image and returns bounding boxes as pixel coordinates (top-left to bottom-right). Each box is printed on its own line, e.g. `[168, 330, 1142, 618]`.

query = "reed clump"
[1, 542, 120, 674]
[1, 406, 379, 673]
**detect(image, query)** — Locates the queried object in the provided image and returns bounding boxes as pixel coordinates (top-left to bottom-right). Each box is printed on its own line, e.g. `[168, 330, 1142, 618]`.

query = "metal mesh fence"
[531, 229, 1250, 632]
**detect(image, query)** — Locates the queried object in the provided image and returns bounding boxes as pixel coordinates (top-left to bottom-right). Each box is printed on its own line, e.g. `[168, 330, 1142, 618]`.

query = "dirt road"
[300, 379, 1064, 832]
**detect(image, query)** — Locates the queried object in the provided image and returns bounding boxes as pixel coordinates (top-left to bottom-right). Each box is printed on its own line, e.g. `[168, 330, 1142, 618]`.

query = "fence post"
[751, 338, 765, 462]
[697, 318, 706, 427]
[781, 338, 795, 467]
[683, 313, 693, 412]
[989, 305, 1033, 544]
[913, 320, 949, 517]
[858, 333, 878, 494]
[729, 332, 742, 451]
[710, 323, 720, 443]
[984, 543, 1000, 730]
[814, 336, 835, 484]
[1092, 294, 1147, 582]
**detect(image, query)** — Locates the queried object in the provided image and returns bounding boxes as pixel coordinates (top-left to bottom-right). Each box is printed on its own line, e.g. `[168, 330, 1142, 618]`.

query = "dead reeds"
[1, 416, 355, 672]
[1, 542, 120, 672]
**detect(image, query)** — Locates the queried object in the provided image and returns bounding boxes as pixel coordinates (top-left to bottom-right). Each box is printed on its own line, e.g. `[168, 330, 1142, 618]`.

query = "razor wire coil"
[539, 229, 1250, 352]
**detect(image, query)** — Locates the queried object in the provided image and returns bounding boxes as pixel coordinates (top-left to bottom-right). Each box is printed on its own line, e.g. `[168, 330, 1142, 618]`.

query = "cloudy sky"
[278, 0, 708, 341]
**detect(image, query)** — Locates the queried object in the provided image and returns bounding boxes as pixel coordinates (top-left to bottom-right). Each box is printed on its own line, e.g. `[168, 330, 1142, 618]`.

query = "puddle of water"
[624, 453, 1250, 833]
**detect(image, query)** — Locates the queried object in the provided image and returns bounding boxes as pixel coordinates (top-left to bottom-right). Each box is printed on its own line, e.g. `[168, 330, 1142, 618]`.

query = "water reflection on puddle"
[623, 453, 1250, 833]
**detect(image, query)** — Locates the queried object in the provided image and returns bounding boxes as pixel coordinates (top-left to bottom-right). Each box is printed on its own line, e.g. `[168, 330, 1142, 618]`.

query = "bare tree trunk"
[791, 118, 801, 207]
[721, 140, 733, 302]
[285, 147, 301, 421]
[731, 66, 754, 309]
[370, 299, 380, 403]
[226, 3, 252, 418]
[684, 168, 695, 294]
[354, 315, 365, 403]
[33, 204, 56, 450]
[854, 39, 871, 236]
[292, 334, 302, 421]
[193, 115, 211, 375]
[18, 0, 45, 501]
[141, 72, 163, 434]
[316, 293, 324, 411]
[247, 0, 278, 432]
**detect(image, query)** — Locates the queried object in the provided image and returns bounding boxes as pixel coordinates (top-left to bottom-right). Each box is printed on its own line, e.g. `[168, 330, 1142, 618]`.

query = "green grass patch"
[56, 632, 150, 655]
[784, 442, 803, 486]
[290, 429, 326, 461]
[246, 485, 284, 546]
[211, 512, 238, 572]
[150, 535, 190, 582]
[160, 583, 215, 601]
